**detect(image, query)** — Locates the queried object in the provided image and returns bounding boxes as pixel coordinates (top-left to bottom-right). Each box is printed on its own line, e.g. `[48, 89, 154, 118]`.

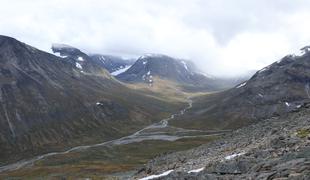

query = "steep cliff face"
[0, 36, 182, 165]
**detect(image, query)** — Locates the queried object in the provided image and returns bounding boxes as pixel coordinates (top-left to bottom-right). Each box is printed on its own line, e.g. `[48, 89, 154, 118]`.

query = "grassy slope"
[0, 136, 219, 179]
[169, 90, 254, 130]
[0, 81, 222, 179]
[0, 74, 187, 166]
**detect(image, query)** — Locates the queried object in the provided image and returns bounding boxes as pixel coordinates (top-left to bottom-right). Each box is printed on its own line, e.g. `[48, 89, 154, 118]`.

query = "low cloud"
[1, 0, 310, 76]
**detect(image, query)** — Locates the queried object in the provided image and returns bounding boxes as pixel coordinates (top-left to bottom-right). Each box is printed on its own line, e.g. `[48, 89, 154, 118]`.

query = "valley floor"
[0, 94, 226, 179]
[3, 92, 309, 180]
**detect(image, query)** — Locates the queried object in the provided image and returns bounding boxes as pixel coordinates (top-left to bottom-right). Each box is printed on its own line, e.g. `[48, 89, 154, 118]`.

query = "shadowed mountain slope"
[0, 36, 184, 165]
[171, 53, 310, 130]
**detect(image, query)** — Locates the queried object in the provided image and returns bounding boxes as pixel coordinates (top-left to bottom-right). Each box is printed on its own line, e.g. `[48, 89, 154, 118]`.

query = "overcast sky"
[1, 0, 310, 77]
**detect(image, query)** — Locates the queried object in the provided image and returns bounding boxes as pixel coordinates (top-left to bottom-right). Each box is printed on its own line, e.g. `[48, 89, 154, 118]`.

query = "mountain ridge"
[0, 35, 185, 165]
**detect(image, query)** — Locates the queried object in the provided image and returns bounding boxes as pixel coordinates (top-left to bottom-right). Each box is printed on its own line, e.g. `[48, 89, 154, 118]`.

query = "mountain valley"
[0, 35, 309, 180]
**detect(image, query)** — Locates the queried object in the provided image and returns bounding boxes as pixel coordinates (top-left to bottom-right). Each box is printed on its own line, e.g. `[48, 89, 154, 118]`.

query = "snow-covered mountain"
[52, 44, 135, 75]
[116, 54, 221, 91]
[51, 43, 108, 74]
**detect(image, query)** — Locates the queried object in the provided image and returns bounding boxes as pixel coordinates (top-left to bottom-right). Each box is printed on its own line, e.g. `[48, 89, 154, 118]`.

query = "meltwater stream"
[0, 97, 225, 173]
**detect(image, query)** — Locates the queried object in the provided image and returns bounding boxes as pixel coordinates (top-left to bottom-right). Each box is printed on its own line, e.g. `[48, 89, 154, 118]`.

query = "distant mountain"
[52, 44, 135, 75]
[172, 52, 310, 130]
[116, 54, 221, 91]
[89, 54, 135, 74]
[51, 43, 107, 74]
[0, 36, 182, 165]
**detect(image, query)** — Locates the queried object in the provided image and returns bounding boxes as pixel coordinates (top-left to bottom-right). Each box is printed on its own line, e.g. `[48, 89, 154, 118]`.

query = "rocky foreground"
[134, 103, 310, 179]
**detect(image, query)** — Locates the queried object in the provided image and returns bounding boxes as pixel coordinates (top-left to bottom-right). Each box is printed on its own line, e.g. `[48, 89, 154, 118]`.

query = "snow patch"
[143, 61, 147, 65]
[258, 67, 269, 73]
[140, 56, 146, 60]
[181, 61, 188, 71]
[225, 152, 245, 160]
[111, 65, 132, 76]
[53, 52, 67, 58]
[77, 56, 84, 61]
[199, 72, 214, 79]
[75, 62, 82, 69]
[258, 93, 264, 98]
[236, 82, 247, 88]
[147, 71, 151, 75]
[188, 167, 204, 173]
[285, 102, 290, 107]
[96, 102, 103, 106]
[139, 170, 174, 180]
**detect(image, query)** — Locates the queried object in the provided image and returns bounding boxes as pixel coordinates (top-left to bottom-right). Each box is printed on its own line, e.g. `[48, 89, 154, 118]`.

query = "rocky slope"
[171, 52, 310, 130]
[116, 54, 222, 92]
[135, 104, 310, 179]
[0, 36, 184, 165]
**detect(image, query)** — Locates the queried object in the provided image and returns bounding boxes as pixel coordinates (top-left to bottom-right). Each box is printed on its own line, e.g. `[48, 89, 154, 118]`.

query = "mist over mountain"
[50, 44, 246, 91]
[3, 1, 310, 77]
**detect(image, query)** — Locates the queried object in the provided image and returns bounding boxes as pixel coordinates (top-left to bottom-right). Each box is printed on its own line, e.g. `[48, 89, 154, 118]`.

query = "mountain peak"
[51, 43, 83, 57]
[116, 54, 220, 91]
[51, 43, 76, 51]
[137, 53, 168, 60]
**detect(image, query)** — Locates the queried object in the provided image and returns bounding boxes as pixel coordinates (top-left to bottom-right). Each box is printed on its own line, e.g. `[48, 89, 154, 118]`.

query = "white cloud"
[1, 0, 310, 76]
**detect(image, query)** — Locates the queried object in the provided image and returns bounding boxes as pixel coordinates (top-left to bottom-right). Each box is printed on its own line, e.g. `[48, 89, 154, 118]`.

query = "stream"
[0, 97, 227, 173]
